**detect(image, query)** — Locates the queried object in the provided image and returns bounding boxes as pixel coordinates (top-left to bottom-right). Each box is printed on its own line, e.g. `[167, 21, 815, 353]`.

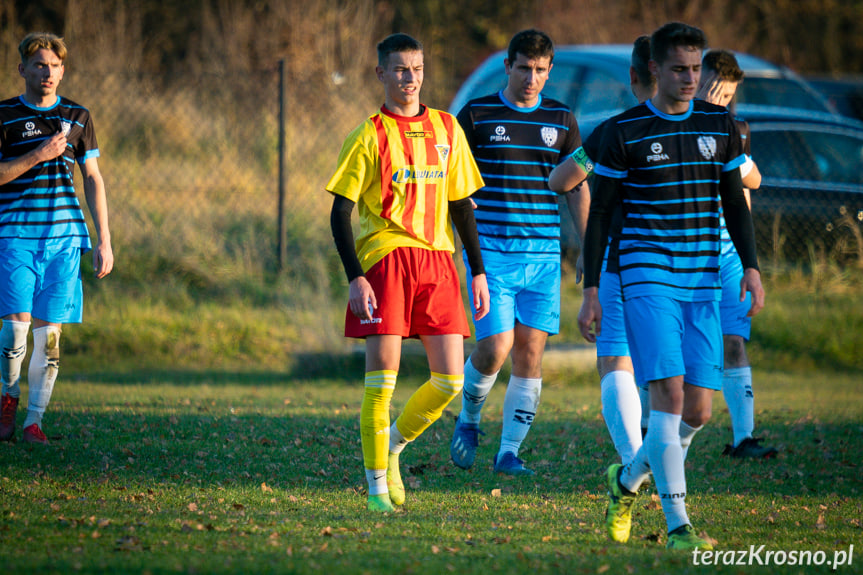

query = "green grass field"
[1, 357, 860, 574]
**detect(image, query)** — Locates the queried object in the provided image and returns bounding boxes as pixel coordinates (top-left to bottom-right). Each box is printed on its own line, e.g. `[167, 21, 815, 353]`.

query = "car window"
[752, 126, 863, 184]
[543, 62, 582, 107]
[736, 78, 828, 112]
[573, 68, 632, 117]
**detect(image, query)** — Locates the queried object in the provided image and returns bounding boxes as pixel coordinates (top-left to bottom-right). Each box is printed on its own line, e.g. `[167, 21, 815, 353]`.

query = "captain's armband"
[571, 146, 594, 174]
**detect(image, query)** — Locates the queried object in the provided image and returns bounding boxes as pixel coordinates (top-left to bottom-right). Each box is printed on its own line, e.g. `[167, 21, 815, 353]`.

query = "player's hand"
[741, 268, 765, 317]
[92, 240, 114, 279]
[348, 276, 377, 320]
[696, 73, 730, 106]
[578, 286, 602, 342]
[471, 273, 490, 321]
[35, 131, 67, 163]
[575, 252, 584, 284]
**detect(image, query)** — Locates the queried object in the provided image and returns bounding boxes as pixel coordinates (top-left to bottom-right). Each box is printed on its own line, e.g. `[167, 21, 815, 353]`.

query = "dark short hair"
[377, 33, 423, 67]
[507, 29, 554, 64]
[631, 35, 654, 87]
[650, 22, 707, 65]
[702, 49, 744, 82]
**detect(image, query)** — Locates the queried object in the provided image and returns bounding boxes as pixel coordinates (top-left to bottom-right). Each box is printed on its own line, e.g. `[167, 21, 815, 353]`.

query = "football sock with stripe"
[23, 325, 60, 429]
[394, 372, 463, 441]
[458, 358, 497, 425]
[679, 419, 702, 461]
[499, 375, 541, 457]
[361, 370, 396, 496]
[600, 370, 643, 465]
[0, 320, 29, 399]
[722, 367, 754, 446]
[647, 410, 689, 533]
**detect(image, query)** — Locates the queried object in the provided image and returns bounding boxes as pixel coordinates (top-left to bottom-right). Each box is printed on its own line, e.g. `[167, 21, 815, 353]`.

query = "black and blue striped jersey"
[0, 95, 99, 252]
[593, 98, 745, 301]
[457, 91, 581, 263]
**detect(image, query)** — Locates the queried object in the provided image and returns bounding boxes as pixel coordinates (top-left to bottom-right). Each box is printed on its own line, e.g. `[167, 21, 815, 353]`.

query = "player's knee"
[683, 405, 712, 428]
[723, 335, 748, 367]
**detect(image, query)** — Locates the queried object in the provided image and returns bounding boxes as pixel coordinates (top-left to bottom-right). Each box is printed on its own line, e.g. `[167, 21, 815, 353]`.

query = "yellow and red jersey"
[326, 105, 484, 272]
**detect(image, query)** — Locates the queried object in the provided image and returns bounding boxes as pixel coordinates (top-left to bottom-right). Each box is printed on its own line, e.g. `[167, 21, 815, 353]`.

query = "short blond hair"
[18, 32, 67, 64]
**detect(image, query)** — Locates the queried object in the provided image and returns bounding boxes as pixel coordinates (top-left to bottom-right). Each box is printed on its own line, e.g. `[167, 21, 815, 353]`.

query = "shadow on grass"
[69, 349, 437, 386]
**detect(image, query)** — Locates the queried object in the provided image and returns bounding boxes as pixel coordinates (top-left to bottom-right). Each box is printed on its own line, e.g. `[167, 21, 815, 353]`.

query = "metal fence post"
[278, 59, 287, 273]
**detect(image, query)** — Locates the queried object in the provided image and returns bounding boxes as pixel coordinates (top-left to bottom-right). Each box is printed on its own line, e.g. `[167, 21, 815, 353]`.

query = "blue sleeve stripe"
[594, 164, 627, 178]
[722, 154, 746, 172]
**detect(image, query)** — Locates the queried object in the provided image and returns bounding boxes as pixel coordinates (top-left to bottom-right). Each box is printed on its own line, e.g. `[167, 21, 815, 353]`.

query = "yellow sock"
[395, 372, 463, 441]
[361, 370, 397, 473]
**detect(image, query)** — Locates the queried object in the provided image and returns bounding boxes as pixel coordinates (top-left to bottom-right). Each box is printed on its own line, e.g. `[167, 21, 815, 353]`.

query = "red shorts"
[345, 247, 470, 339]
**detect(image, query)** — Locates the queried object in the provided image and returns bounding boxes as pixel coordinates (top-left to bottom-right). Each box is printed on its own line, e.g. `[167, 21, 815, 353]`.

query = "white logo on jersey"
[490, 125, 510, 142]
[435, 144, 450, 165]
[541, 126, 558, 147]
[61, 121, 72, 136]
[22, 121, 42, 138]
[698, 135, 717, 160]
[647, 141, 669, 163]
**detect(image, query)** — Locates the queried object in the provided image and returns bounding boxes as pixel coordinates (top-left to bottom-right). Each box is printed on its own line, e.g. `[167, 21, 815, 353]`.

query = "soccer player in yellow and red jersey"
[327, 33, 489, 512]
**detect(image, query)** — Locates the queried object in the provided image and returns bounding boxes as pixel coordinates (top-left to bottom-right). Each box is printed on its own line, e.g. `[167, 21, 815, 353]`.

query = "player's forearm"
[565, 180, 590, 243]
[583, 175, 618, 289]
[83, 174, 111, 244]
[330, 194, 365, 282]
[720, 169, 759, 271]
[549, 148, 590, 193]
[0, 153, 42, 186]
[450, 197, 485, 276]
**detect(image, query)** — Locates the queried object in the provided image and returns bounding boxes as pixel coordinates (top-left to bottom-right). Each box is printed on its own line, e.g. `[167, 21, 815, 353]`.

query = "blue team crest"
[61, 120, 72, 136]
[697, 135, 717, 159]
[435, 144, 450, 164]
[541, 126, 558, 147]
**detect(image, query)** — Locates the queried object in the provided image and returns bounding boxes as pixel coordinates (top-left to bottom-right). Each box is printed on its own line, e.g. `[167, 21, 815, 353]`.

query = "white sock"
[459, 357, 498, 425]
[389, 422, 408, 455]
[499, 375, 541, 457]
[600, 370, 643, 465]
[647, 410, 689, 533]
[620, 445, 651, 494]
[722, 367, 754, 446]
[0, 320, 30, 398]
[638, 385, 650, 432]
[23, 326, 61, 429]
[364, 468, 388, 496]
[679, 420, 702, 462]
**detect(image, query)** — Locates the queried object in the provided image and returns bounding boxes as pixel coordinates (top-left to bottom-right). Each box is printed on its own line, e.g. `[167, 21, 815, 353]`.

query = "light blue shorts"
[465, 257, 560, 340]
[624, 295, 723, 390]
[719, 249, 752, 340]
[0, 247, 83, 324]
[597, 272, 630, 358]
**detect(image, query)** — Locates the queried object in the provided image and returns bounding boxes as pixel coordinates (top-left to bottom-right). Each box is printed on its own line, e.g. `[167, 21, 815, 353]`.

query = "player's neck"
[384, 100, 422, 118]
[650, 94, 691, 116]
[21, 91, 59, 109]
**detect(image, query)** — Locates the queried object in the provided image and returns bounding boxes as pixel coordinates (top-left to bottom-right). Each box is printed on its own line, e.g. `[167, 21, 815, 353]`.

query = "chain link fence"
[44, 64, 863, 298]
